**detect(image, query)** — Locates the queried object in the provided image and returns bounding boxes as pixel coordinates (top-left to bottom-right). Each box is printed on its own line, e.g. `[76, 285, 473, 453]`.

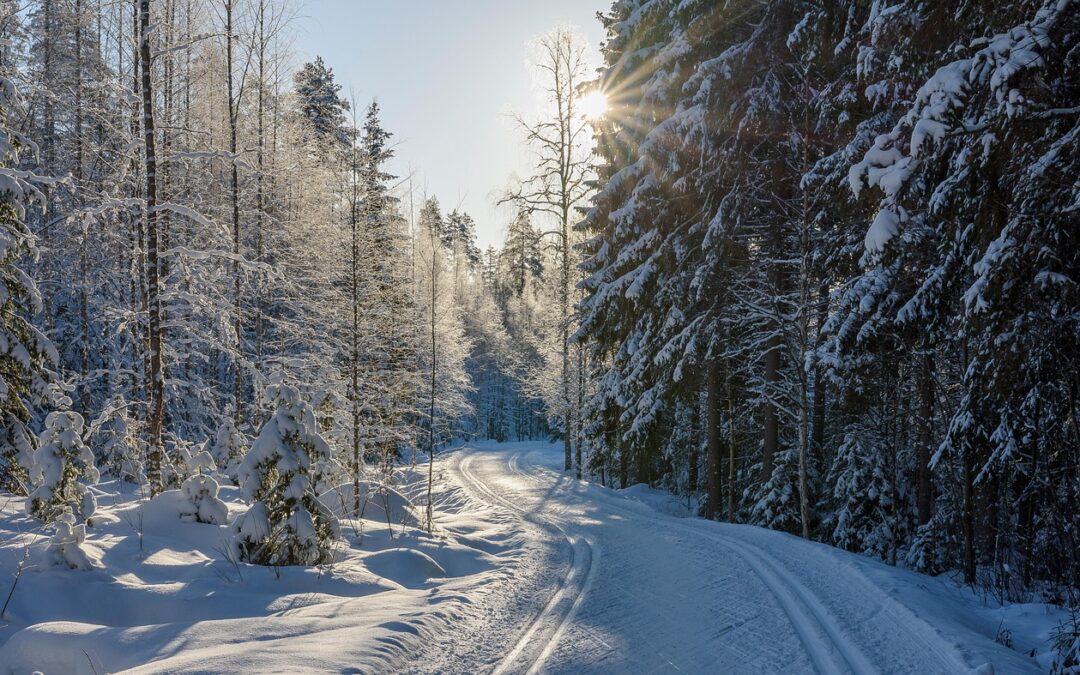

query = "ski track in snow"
[0, 442, 1045, 674]
[447, 442, 1037, 675]
[508, 455, 882, 674]
[450, 452, 596, 675]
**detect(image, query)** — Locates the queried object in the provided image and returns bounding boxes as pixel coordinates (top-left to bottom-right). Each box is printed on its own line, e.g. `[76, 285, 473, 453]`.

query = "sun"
[579, 90, 609, 120]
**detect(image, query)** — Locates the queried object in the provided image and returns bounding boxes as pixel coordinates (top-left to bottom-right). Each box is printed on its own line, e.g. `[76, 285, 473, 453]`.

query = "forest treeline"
[577, 0, 1079, 600]
[0, 0, 557, 533]
[0, 0, 1077, 605]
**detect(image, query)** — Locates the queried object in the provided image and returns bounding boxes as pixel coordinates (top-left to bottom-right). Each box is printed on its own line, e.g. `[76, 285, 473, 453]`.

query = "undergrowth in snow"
[0, 451, 514, 674]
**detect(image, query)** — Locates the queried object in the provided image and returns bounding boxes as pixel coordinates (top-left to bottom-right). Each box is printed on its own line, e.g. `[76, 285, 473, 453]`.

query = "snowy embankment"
[0, 463, 522, 674]
[0, 441, 1067, 673]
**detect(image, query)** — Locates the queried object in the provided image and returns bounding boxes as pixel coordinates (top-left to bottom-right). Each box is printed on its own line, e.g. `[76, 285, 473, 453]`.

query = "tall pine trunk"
[917, 352, 934, 527]
[705, 361, 722, 519]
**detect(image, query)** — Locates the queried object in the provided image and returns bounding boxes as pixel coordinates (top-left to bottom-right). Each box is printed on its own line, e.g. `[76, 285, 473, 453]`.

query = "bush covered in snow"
[93, 396, 146, 486]
[185, 442, 217, 476]
[233, 383, 339, 565]
[1052, 609, 1080, 674]
[210, 416, 246, 483]
[42, 506, 95, 570]
[177, 474, 229, 525]
[26, 411, 100, 523]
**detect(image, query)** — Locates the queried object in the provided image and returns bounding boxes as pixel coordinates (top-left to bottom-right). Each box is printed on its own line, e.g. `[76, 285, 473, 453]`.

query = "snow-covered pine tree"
[0, 63, 57, 494]
[354, 101, 418, 484]
[293, 56, 351, 147]
[210, 415, 246, 483]
[26, 411, 99, 523]
[841, 0, 1080, 587]
[234, 381, 339, 566]
[43, 506, 94, 569]
[92, 396, 145, 486]
[178, 473, 228, 525]
[827, 429, 895, 559]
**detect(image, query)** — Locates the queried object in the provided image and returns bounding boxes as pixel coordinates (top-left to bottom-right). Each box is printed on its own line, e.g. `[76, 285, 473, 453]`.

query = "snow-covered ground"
[0, 441, 1063, 673]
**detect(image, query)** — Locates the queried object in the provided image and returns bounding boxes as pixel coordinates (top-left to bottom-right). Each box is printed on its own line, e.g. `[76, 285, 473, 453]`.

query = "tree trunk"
[810, 284, 828, 455]
[727, 393, 737, 522]
[140, 0, 165, 495]
[225, 0, 243, 427]
[75, 0, 91, 415]
[350, 146, 361, 517]
[917, 352, 934, 527]
[254, 0, 266, 378]
[705, 361, 722, 519]
[962, 449, 976, 584]
[762, 332, 780, 482]
[1020, 397, 1040, 586]
[797, 378, 810, 539]
[688, 395, 699, 495]
[575, 343, 585, 479]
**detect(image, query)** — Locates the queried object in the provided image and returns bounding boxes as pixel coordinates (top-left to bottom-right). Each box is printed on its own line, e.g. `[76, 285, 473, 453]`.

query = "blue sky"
[295, 1, 608, 249]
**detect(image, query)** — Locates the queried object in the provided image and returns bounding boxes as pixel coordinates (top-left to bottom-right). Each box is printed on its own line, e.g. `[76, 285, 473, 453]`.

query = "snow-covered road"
[438, 442, 1040, 674]
[0, 441, 1049, 674]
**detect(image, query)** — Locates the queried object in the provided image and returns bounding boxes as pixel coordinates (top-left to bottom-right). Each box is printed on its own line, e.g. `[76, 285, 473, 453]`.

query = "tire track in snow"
[449, 451, 596, 675]
[510, 453, 957, 675]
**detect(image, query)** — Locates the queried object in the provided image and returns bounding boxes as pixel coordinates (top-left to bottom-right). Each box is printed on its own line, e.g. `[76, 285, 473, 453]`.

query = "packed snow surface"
[0, 442, 1057, 673]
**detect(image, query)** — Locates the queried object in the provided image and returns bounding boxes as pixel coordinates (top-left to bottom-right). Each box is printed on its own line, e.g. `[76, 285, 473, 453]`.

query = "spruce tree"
[0, 67, 56, 494]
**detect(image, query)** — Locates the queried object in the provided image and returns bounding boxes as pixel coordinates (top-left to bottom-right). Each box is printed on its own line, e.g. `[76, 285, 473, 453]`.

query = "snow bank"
[0, 449, 512, 674]
[320, 481, 416, 526]
[619, 483, 695, 518]
[363, 548, 446, 589]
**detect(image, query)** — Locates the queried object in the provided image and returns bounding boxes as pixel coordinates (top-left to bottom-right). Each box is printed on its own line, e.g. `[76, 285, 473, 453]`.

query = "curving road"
[439, 442, 1040, 675]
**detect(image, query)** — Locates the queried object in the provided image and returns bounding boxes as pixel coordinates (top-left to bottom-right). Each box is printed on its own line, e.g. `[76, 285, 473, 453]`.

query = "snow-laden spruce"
[233, 382, 340, 565]
[26, 411, 100, 523]
[0, 73, 59, 495]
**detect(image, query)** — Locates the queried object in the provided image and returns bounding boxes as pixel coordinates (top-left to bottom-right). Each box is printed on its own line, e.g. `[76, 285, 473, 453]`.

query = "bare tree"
[503, 26, 595, 473]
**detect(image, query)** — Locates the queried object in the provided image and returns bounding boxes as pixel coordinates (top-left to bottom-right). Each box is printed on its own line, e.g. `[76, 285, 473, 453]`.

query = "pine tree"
[93, 396, 145, 486]
[27, 411, 100, 523]
[293, 56, 350, 145]
[235, 381, 340, 565]
[0, 65, 57, 494]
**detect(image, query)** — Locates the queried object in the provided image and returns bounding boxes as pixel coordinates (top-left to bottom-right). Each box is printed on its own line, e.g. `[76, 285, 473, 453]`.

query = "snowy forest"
[0, 0, 1078, 672]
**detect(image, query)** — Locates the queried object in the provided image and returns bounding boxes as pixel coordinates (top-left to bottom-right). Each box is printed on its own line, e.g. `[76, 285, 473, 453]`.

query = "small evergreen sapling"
[233, 383, 339, 565]
[828, 432, 894, 559]
[43, 506, 95, 570]
[210, 416, 246, 483]
[93, 396, 146, 486]
[185, 441, 217, 476]
[750, 447, 802, 534]
[26, 411, 99, 523]
[179, 474, 229, 525]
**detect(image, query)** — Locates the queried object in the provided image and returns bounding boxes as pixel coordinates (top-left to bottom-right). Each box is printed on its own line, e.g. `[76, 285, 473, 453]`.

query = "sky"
[295, 1, 609, 250]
